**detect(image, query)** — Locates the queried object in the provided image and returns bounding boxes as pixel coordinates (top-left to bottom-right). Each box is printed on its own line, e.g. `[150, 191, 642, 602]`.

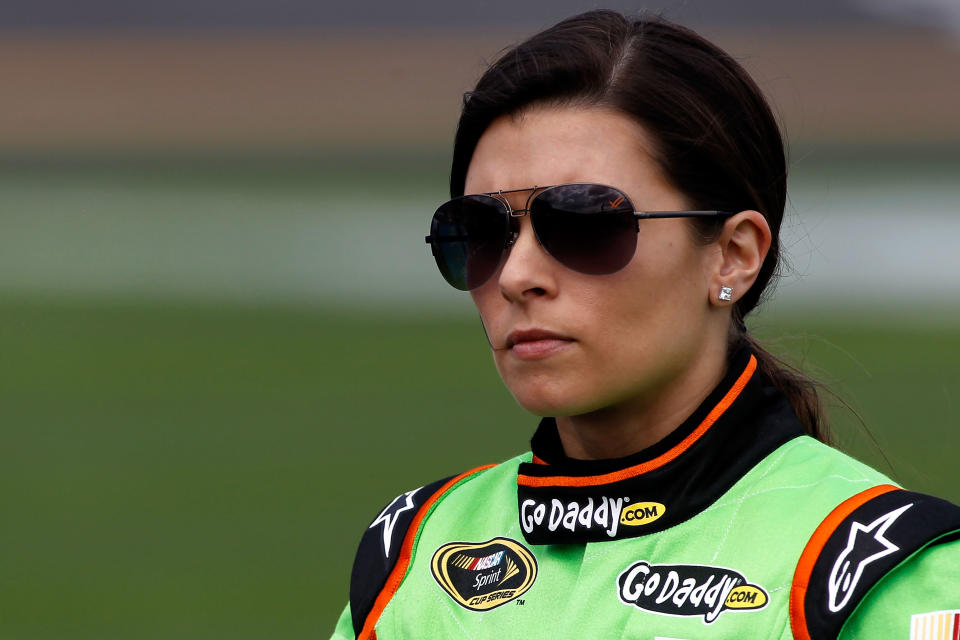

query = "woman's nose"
[496, 216, 558, 301]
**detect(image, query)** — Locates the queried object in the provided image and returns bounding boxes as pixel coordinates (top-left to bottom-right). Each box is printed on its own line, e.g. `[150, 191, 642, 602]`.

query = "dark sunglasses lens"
[531, 184, 637, 274]
[430, 195, 509, 290]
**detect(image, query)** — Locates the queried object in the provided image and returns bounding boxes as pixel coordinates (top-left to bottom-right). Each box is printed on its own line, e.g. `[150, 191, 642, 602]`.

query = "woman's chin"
[510, 388, 604, 418]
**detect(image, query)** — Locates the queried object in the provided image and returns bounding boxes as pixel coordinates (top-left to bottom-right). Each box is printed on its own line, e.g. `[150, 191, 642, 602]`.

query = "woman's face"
[465, 106, 728, 418]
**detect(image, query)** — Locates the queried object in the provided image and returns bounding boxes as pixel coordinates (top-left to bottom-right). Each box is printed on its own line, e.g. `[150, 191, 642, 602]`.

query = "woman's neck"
[554, 345, 728, 461]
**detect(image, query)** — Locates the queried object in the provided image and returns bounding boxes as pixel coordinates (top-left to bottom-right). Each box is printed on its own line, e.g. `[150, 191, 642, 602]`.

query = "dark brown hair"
[449, 10, 828, 441]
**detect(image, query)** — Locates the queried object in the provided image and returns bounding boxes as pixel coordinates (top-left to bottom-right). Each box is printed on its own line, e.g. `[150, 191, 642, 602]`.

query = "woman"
[331, 11, 960, 640]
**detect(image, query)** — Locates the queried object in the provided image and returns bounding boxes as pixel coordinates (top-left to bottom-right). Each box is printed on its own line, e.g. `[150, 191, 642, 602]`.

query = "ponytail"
[738, 331, 831, 443]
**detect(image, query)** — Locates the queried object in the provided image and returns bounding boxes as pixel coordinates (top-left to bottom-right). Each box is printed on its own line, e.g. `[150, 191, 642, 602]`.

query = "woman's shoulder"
[739, 434, 899, 506]
[359, 452, 529, 556]
[767, 437, 960, 640]
[789, 486, 960, 637]
[722, 435, 960, 639]
[374, 451, 530, 522]
[431, 451, 531, 501]
[343, 453, 529, 639]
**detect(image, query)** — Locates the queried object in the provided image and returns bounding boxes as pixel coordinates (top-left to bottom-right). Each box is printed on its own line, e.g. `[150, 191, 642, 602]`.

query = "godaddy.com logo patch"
[617, 561, 768, 624]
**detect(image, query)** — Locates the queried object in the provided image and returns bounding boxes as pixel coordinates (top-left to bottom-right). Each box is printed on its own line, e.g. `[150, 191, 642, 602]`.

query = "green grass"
[2, 296, 958, 638]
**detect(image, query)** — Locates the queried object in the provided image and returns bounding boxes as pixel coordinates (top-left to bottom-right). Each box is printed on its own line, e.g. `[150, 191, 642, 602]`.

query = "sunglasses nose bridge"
[504, 213, 522, 249]
[496, 212, 552, 292]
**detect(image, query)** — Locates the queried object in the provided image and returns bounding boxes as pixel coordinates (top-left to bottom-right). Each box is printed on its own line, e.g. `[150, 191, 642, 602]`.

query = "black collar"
[516, 348, 805, 544]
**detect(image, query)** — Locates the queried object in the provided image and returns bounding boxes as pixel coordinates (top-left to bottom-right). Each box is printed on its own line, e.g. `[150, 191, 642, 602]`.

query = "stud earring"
[719, 286, 733, 302]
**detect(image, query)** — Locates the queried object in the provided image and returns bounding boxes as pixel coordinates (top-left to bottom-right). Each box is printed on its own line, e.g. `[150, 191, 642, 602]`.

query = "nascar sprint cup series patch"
[431, 538, 538, 611]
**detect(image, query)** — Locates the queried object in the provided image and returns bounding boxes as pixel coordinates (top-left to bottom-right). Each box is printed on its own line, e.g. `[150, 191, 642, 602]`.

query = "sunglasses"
[426, 183, 735, 291]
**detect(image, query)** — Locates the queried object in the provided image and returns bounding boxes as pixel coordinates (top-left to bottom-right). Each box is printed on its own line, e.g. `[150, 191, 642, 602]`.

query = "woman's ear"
[709, 210, 772, 306]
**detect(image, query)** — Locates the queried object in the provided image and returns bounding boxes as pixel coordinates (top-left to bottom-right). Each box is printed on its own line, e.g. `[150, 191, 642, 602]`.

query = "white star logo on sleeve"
[369, 487, 422, 558]
[827, 502, 913, 612]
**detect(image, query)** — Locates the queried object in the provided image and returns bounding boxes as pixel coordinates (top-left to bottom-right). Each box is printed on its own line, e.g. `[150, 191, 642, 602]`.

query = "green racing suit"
[331, 348, 960, 639]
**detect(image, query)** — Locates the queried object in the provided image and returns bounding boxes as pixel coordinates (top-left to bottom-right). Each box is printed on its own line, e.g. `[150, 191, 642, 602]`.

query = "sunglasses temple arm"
[633, 210, 736, 220]
[426, 234, 473, 243]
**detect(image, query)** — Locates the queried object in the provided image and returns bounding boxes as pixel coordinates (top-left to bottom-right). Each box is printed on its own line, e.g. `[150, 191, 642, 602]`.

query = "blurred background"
[2, 1, 958, 637]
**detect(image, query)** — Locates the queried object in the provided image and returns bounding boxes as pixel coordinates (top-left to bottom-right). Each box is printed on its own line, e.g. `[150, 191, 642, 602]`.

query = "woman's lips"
[506, 329, 575, 360]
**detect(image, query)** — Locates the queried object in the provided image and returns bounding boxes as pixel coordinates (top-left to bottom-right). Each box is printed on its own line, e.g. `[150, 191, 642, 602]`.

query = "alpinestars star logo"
[369, 487, 421, 558]
[827, 502, 913, 612]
